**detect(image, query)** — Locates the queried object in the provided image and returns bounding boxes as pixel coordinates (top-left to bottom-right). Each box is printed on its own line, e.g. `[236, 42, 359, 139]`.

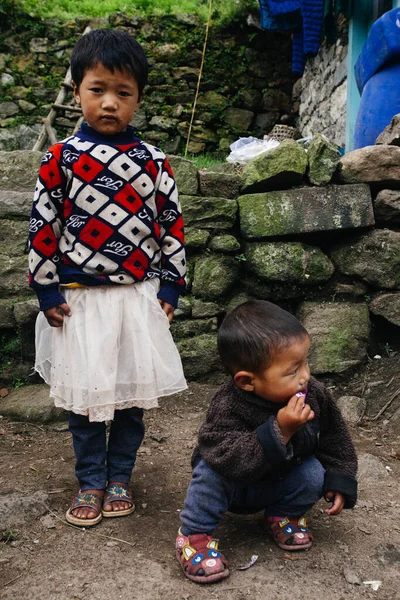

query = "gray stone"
[0, 73, 14, 87]
[192, 254, 240, 300]
[332, 281, 367, 297]
[0, 150, 43, 191]
[0, 190, 33, 217]
[241, 140, 308, 193]
[177, 334, 222, 379]
[336, 396, 366, 424]
[163, 136, 182, 155]
[18, 100, 36, 113]
[185, 227, 210, 249]
[261, 89, 291, 112]
[192, 299, 221, 318]
[180, 195, 237, 229]
[130, 107, 148, 131]
[358, 453, 389, 482]
[331, 229, 400, 289]
[0, 254, 28, 296]
[224, 107, 254, 131]
[167, 155, 199, 195]
[239, 184, 374, 240]
[253, 112, 279, 136]
[199, 170, 242, 199]
[0, 124, 42, 151]
[152, 43, 180, 62]
[0, 298, 15, 328]
[245, 242, 334, 285]
[369, 293, 400, 327]
[225, 293, 253, 312]
[307, 134, 341, 185]
[30, 38, 48, 53]
[375, 114, 400, 145]
[13, 298, 39, 325]
[196, 91, 227, 112]
[338, 145, 400, 185]
[0, 219, 28, 255]
[209, 234, 240, 254]
[0, 490, 48, 532]
[374, 189, 400, 224]
[174, 296, 192, 319]
[343, 567, 361, 586]
[298, 302, 370, 374]
[149, 116, 178, 131]
[0, 384, 66, 422]
[9, 85, 30, 99]
[0, 101, 19, 117]
[171, 317, 217, 340]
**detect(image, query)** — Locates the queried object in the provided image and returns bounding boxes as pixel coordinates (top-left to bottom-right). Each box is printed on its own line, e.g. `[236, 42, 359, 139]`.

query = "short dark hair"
[217, 300, 309, 375]
[70, 29, 148, 98]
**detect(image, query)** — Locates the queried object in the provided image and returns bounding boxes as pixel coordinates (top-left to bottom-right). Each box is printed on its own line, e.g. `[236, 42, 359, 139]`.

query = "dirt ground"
[1, 354, 400, 600]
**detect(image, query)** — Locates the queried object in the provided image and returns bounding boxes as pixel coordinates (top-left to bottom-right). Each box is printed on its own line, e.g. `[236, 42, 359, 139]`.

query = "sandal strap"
[104, 484, 133, 506]
[70, 492, 102, 514]
[176, 533, 229, 577]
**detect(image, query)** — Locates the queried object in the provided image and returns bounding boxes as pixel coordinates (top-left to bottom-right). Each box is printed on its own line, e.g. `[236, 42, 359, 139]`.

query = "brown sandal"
[176, 531, 229, 584]
[102, 483, 135, 518]
[266, 515, 313, 551]
[66, 491, 103, 527]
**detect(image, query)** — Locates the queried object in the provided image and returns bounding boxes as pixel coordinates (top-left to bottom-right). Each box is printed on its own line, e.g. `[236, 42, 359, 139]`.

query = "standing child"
[28, 29, 187, 526]
[176, 300, 357, 584]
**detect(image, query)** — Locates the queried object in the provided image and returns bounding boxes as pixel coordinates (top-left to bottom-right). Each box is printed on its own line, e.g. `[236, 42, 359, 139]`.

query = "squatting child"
[28, 29, 187, 526]
[176, 300, 357, 583]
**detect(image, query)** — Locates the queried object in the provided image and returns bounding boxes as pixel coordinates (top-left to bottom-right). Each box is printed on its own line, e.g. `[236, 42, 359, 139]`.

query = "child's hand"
[44, 303, 72, 327]
[276, 393, 315, 444]
[158, 299, 175, 323]
[324, 491, 345, 515]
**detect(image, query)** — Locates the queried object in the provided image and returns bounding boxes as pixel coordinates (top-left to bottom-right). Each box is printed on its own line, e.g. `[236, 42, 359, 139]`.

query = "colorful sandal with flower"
[65, 491, 103, 527]
[176, 531, 230, 584]
[102, 483, 135, 518]
[266, 515, 313, 551]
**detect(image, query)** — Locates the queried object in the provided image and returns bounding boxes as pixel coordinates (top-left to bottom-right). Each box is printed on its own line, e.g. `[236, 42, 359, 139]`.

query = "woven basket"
[268, 124, 301, 141]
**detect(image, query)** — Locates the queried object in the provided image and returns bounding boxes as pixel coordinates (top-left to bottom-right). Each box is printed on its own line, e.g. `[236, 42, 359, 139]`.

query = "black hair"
[70, 29, 148, 99]
[217, 300, 309, 376]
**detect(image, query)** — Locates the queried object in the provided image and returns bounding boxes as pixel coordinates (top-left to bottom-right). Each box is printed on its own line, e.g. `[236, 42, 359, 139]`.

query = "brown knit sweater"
[194, 377, 358, 508]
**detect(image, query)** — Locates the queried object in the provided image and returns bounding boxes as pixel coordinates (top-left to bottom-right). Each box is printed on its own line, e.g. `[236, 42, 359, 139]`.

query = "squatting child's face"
[252, 335, 311, 404]
[73, 62, 140, 136]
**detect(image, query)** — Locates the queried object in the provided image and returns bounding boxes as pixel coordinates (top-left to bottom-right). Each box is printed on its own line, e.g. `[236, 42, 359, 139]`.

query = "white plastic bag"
[226, 136, 280, 165]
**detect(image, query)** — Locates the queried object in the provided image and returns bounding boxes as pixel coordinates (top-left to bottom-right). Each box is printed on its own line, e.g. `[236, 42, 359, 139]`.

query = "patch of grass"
[17, 0, 259, 26]
[184, 152, 225, 169]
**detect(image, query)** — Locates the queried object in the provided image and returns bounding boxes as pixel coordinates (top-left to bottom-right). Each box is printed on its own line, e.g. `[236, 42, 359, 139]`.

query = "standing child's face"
[238, 335, 311, 405]
[73, 62, 141, 136]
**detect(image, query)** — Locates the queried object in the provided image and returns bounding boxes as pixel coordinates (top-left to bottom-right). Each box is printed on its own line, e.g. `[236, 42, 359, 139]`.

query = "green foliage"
[184, 153, 223, 168]
[17, 0, 259, 26]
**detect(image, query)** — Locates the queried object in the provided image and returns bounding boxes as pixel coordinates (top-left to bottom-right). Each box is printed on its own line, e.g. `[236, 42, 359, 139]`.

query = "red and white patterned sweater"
[28, 124, 186, 311]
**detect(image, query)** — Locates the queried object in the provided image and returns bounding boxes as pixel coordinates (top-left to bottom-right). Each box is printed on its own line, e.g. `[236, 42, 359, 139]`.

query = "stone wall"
[0, 13, 296, 155]
[294, 25, 348, 148]
[0, 136, 399, 385]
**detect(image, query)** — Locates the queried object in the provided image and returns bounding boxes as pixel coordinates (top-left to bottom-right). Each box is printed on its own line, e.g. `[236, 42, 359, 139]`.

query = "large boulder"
[331, 229, 400, 289]
[369, 293, 400, 327]
[180, 195, 237, 229]
[245, 242, 334, 285]
[0, 219, 31, 297]
[199, 170, 242, 199]
[0, 150, 43, 192]
[241, 140, 308, 193]
[375, 114, 400, 145]
[192, 254, 240, 300]
[209, 234, 241, 254]
[177, 334, 222, 379]
[171, 317, 218, 341]
[167, 155, 199, 195]
[307, 134, 341, 186]
[238, 184, 374, 240]
[298, 302, 370, 374]
[0, 384, 66, 422]
[0, 190, 33, 218]
[337, 145, 400, 185]
[373, 189, 400, 225]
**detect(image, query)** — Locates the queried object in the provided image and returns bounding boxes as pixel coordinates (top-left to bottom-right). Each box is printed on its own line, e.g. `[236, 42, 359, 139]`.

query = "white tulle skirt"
[34, 280, 187, 422]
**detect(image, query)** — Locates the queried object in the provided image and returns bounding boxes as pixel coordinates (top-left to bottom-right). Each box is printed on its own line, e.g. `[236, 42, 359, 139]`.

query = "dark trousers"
[180, 457, 325, 536]
[68, 408, 145, 490]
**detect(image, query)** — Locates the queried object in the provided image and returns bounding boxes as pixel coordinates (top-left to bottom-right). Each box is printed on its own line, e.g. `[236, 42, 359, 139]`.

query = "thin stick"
[184, 0, 213, 158]
[370, 387, 400, 421]
[43, 505, 136, 547]
[4, 573, 23, 587]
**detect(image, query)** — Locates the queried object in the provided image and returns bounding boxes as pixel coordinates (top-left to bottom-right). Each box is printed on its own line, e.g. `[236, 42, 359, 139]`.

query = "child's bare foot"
[102, 482, 135, 517]
[66, 490, 103, 526]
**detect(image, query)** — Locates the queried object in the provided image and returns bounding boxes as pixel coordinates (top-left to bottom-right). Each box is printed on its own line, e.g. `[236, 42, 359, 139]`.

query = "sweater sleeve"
[198, 388, 294, 482]
[28, 146, 67, 311]
[155, 157, 186, 300]
[315, 383, 358, 508]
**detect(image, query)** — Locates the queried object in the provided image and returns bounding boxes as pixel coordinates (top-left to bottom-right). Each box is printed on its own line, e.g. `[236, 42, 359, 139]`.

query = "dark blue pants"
[180, 457, 325, 536]
[68, 408, 145, 490]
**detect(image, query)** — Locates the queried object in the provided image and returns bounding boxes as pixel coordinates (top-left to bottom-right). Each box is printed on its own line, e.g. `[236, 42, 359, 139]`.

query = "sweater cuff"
[256, 416, 294, 465]
[323, 471, 358, 509]
[157, 284, 181, 308]
[35, 288, 67, 312]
